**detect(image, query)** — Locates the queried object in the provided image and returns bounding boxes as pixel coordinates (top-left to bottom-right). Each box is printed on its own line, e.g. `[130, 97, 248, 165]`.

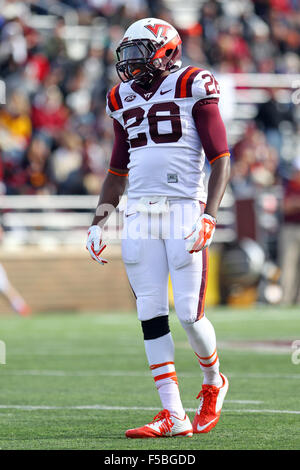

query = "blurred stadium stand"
[0, 0, 300, 311]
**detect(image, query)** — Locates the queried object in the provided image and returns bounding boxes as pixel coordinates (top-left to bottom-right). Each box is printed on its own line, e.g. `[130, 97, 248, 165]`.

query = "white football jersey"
[106, 66, 221, 201]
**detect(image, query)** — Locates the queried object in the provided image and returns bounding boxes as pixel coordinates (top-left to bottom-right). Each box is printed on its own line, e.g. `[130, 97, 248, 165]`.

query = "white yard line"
[6, 341, 295, 356]
[0, 404, 299, 415]
[222, 409, 300, 415]
[227, 372, 300, 380]
[177, 340, 294, 354]
[0, 370, 149, 377]
[225, 400, 264, 404]
[1, 370, 300, 380]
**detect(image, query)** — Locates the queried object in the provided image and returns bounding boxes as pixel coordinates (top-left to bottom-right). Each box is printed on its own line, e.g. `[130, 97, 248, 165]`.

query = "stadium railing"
[0, 192, 236, 247]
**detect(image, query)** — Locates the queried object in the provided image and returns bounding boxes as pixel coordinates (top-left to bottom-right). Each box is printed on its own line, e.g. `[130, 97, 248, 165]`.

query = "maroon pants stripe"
[197, 247, 209, 320]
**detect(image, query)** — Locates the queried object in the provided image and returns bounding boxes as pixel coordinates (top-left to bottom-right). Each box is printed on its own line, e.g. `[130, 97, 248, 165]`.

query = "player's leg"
[0, 263, 31, 316]
[122, 214, 192, 437]
[164, 200, 221, 383]
[165, 237, 222, 383]
[280, 225, 299, 304]
[165, 200, 228, 433]
[137, 311, 193, 438]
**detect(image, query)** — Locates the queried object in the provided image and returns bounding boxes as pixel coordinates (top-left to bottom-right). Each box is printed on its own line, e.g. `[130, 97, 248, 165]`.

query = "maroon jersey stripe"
[107, 90, 115, 112]
[174, 66, 194, 98]
[185, 68, 202, 97]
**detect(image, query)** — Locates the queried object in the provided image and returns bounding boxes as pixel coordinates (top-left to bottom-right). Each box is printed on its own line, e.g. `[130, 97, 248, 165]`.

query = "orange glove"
[184, 214, 216, 253]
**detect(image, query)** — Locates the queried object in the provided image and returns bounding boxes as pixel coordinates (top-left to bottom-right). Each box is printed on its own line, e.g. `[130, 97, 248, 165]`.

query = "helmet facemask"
[116, 39, 163, 85]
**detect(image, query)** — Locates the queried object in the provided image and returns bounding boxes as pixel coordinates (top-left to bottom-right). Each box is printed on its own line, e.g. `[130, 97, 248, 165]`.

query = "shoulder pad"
[193, 69, 220, 100]
[175, 66, 220, 101]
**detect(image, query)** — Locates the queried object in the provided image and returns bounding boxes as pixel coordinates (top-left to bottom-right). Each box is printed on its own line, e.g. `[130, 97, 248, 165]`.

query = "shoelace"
[150, 409, 174, 434]
[196, 387, 218, 416]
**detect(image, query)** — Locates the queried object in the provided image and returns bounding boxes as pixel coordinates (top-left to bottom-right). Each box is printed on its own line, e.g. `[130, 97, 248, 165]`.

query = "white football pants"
[121, 198, 208, 323]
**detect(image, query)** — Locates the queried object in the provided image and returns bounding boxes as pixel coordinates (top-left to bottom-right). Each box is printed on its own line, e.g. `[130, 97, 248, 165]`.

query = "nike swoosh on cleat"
[160, 89, 172, 95]
[196, 417, 218, 432]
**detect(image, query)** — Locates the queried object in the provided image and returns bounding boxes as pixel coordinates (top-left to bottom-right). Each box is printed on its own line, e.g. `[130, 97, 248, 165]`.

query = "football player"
[87, 18, 230, 438]
[0, 225, 31, 316]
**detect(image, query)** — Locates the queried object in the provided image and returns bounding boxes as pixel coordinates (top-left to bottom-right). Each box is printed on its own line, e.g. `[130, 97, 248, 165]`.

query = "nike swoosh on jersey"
[125, 212, 137, 217]
[160, 89, 172, 95]
[149, 201, 159, 205]
[196, 417, 218, 432]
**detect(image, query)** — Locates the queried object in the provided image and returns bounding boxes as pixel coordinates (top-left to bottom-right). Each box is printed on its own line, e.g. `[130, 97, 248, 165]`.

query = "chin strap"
[135, 69, 169, 87]
[169, 59, 182, 72]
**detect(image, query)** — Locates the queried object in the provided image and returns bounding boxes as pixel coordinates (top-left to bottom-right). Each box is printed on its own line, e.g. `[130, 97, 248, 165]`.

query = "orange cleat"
[192, 373, 229, 433]
[126, 409, 193, 438]
[18, 304, 32, 317]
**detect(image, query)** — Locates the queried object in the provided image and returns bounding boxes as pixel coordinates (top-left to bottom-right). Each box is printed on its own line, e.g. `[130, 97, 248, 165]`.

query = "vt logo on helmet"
[116, 18, 182, 85]
[144, 23, 172, 39]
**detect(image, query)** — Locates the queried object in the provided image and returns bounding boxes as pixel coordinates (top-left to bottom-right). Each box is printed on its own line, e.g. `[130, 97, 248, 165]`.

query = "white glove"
[184, 214, 216, 253]
[86, 225, 107, 265]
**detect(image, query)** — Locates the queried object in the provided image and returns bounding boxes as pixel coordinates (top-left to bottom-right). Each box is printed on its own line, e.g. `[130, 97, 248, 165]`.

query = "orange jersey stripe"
[108, 169, 128, 177]
[209, 152, 230, 165]
[150, 361, 174, 371]
[180, 67, 199, 98]
[110, 85, 119, 111]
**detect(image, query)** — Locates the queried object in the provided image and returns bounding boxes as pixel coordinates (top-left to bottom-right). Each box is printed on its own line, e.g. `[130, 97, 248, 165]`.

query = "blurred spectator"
[23, 134, 52, 194]
[0, 0, 298, 198]
[31, 86, 68, 137]
[280, 157, 300, 305]
[0, 0, 297, 243]
[231, 124, 279, 197]
[50, 130, 85, 194]
[0, 0, 298, 305]
[0, 91, 32, 193]
[0, 91, 32, 162]
[255, 88, 295, 157]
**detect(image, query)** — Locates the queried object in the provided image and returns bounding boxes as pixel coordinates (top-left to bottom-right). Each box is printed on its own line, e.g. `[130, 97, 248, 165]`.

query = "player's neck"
[136, 71, 170, 90]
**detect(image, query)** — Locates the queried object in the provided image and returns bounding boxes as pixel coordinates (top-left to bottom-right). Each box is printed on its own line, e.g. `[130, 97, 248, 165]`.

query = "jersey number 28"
[123, 102, 182, 148]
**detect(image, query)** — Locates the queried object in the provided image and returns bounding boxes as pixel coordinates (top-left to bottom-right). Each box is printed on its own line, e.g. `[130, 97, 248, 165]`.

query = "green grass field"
[0, 307, 299, 450]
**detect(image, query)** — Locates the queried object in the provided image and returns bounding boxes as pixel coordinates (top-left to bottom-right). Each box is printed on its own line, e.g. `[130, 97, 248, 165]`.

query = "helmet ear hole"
[165, 49, 173, 57]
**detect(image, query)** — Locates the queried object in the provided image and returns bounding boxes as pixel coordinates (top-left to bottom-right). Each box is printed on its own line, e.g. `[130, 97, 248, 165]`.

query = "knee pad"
[174, 294, 199, 324]
[141, 315, 170, 340]
[136, 291, 168, 322]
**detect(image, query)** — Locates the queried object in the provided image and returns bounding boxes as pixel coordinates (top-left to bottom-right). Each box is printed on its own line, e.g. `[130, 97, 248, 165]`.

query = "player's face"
[116, 40, 157, 83]
[120, 44, 147, 78]
[118, 42, 150, 61]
